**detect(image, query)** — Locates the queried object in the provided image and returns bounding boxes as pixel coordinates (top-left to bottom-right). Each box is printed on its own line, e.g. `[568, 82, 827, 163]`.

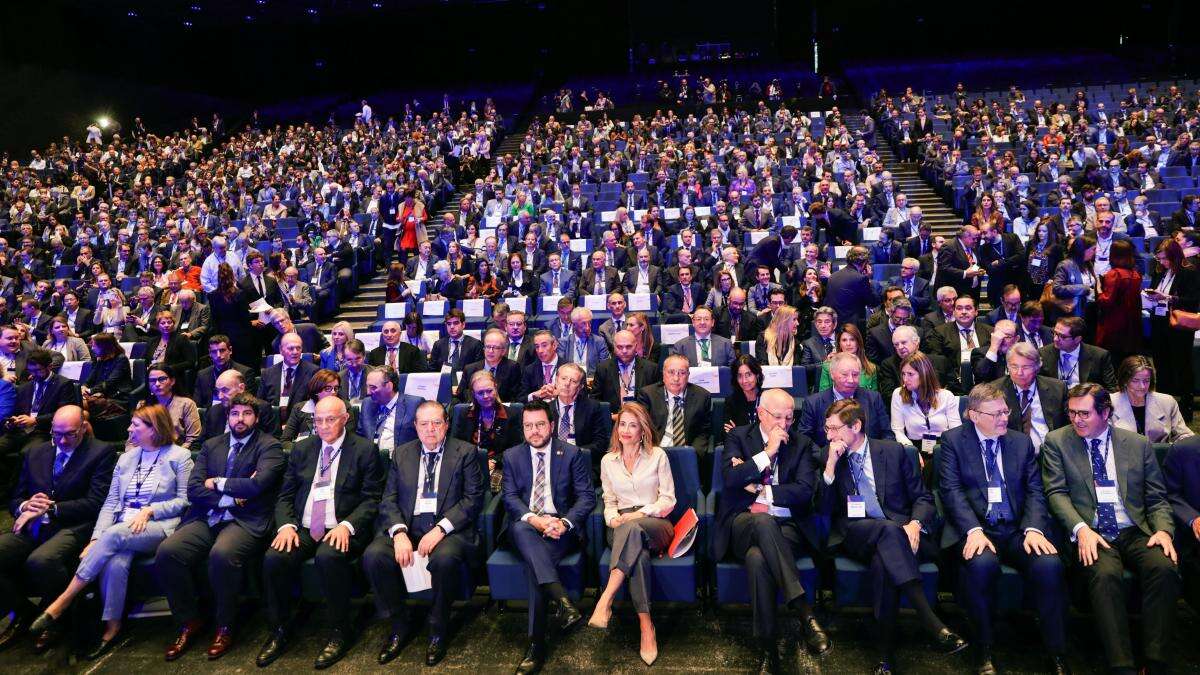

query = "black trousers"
[729, 512, 808, 640]
[262, 527, 369, 634]
[362, 528, 475, 639]
[0, 527, 84, 614]
[840, 518, 935, 625]
[155, 520, 264, 627]
[1075, 527, 1180, 670]
[956, 526, 1067, 652]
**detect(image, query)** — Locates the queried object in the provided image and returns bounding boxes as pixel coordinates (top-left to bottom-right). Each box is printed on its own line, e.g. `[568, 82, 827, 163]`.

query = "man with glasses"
[671, 307, 735, 368]
[1038, 317, 1117, 391]
[991, 342, 1068, 448]
[929, 295, 993, 386]
[358, 366, 423, 458]
[157, 393, 285, 661]
[258, 333, 320, 421]
[636, 354, 713, 461]
[364, 401, 484, 666]
[818, 399, 967, 674]
[715, 389, 831, 672]
[458, 329, 522, 404]
[258, 396, 384, 669]
[0, 405, 115, 652]
[1041, 383, 1179, 675]
[338, 340, 370, 406]
[938, 383, 1067, 674]
[195, 335, 258, 407]
[1, 350, 82, 472]
[500, 399, 595, 675]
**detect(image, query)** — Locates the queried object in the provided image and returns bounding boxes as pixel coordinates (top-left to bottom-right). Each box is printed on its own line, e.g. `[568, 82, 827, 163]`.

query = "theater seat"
[833, 556, 939, 609]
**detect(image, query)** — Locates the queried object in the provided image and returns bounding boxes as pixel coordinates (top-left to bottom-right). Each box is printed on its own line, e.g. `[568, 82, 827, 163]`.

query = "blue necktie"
[52, 450, 68, 484]
[848, 452, 885, 519]
[225, 441, 244, 478]
[1089, 438, 1120, 540]
[375, 404, 393, 440]
[982, 439, 1013, 525]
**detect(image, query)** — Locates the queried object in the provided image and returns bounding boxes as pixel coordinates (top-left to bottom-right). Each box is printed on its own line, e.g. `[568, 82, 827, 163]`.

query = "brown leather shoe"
[31, 627, 60, 654]
[206, 626, 234, 660]
[165, 619, 205, 661]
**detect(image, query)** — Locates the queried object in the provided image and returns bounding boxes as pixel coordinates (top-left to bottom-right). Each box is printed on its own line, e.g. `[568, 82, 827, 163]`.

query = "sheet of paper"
[569, 238, 589, 252]
[583, 294, 608, 311]
[781, 215, 800, 228]
[248, 298, 273, 314]
[834, 245, 851, 259]
[689, 366, 720, 394]
[627, 293, 652, 312]
[462, 298, 486, 317]
[664, 207, 680, 220]
[60, 361, 85, 381]
[695, 206, 712, 216]
[401, 552, 433, 592]
[761, 366, 794, 389]
[359, 332, 381, 351]
[862, 227, 881, 242]
[404, 372, 443, 401]
[404, 280, 423, 296]
[484, 215, 500, 227]
[541, 295, 563, 313]
[383, 302, 406, 319]
[601, 210, 616, 223]
[422, 300, 446, 316]
[505, 296, 528, 313]
[658, 324, 691, 345]
[748, 230, 769, 244]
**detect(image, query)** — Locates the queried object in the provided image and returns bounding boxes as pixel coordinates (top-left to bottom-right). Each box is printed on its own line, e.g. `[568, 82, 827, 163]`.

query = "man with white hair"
[557, 307, 609, 375]
[280, 267, 315, 321]
[876, 325, 960, 402]
[424, 260, 466, 301]
[171, 289, 211, 343]
[258, 332, 320, 420]
[200, 236, 243, 293]
[798, 352, 893, 448]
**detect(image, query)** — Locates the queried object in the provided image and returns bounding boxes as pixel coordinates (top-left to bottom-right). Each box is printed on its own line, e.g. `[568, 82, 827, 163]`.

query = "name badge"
[960, 349, 971, 364]
[987, 486, 1003, 504]
[847, 495, 866, 518]
[279, 396, 290, 408]
[920, 434, 938, 455]
[1154, 303, 1168, 317]
[311, 485, 333, 502]
[416, 496, 437, 514]
[1030, 258, 1042, 267]
[1095, 480, 1119, 504]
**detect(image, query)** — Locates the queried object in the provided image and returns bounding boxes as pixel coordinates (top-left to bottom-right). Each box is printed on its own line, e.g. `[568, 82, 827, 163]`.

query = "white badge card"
[1030, 257, 1042, 267]
[278, 396, 290, 408]
[847, 495, 866, 519]
[987, 487, 1003, 504]
[311, 485, 333, 502]
[1095, 480, 1119, 503]
[920, 434, 938, 455]
[416, 497, 437, 514]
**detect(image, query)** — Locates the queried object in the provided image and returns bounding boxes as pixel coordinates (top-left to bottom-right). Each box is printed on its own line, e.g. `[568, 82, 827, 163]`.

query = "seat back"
[663, 446, 701, 521]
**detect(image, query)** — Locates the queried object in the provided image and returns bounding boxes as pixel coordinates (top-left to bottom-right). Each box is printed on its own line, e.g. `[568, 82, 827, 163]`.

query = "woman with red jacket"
[1095, 238, 1143, 366]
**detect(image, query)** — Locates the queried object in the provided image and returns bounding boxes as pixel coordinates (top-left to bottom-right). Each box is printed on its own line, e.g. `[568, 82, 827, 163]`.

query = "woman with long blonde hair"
[757, 305, 799, 366]
[625, 312, 658, 364]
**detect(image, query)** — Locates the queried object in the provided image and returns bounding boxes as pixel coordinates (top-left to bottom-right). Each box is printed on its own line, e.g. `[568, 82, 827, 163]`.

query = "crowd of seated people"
[0, 77, 1196, 675]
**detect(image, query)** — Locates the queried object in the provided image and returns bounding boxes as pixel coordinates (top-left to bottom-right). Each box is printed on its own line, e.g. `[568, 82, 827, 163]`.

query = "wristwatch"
[394, 524, 409, 535]
[435, 524, 448, 535]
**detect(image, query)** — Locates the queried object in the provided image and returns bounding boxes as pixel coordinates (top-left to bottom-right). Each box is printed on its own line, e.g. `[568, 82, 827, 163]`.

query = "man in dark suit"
[865, 298, 914, 364]
[171, 291, 210, 343]
[876, 326, 961, 402]
[798, 353, 893, 449]
[970, 319, 1019, 385]
[368, 320, 428, 374]
[938, 384, 1068, 674]
[1015, 302, 1053, 350]
[975, 222, 1025, 305]
[500, 400, 595, 675]
[799, 306, 838, 366]
[504, 311, 538, 368]
[1038, 317, 1117, 391]
[338, 340, 370, 406]
[1163, 436, 1200, 613]
[0, 350, 81, 463]
[888, 258, 932, 315]
[539, 252, 577, 301]
[0, 405, 115, 652]
[635, 355, 712, 458]
[918, 286, 957, 340]
[358, 367, 423, 457]
[195, 335, 258, 407]
[993, 342, 1069, 448]
[256, 396, 385, 669]
[257, 333, 320, 421]
[458, 329, 523, 404]
[429, 310, 483, 374]
[157, 394, 286, 660]
[522, 331, 563, 400]
[928, 295, 993, 390]
[715, 390, 831, 671]
[1040, 384, 1180, 675]
[937, 226, 985, 301]
[591, 330, 661, 414]
[239, 250, 286, 307]
[578, 251, 621, 298]
[364, 401, 484, 666]
[424, 263, 467, 302]
[825, 247, 880, 329]
[818, 399, 967, 673]
[199, 369, 280, 445]
[661, 266, 704, 317]
[713, 288, 762, 342]
[267, 312, 328, 356]
[306, 248, 338, 319]
[527, 362, 611, 465]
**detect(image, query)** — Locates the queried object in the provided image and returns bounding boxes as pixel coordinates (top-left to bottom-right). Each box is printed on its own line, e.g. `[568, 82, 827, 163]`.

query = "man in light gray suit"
[171, 290, 211, 343]
[358, 366, 423, 459]
[1040, 383, 1179, 674]
[670, 307, 735, 367]
[280, 267, 315, 321]
[557, 307, 610, 375]
[595, 292, 630, 352]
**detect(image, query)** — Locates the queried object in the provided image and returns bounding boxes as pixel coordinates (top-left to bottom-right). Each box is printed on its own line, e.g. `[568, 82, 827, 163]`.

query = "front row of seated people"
[0, 362, 1196, 675]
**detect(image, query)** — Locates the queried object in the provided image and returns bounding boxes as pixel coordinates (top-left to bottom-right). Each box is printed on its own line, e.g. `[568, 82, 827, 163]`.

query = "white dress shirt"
[520, 442, 561, 522]
[599, 446, 676, 525]
[660, 390, 687, 447]
[289, 431, 355, 535]
[1014, 383, 1050, 448]
[890, 388, 962, 444]
[386, 443, 455, 537]
[1071, 429, 1135, 539]
[376, 393, 400, 453]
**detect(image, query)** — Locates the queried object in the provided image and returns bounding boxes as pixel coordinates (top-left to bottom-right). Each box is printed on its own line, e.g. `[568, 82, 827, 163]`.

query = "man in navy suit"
[364, 401, 484, 666]
[258, 333, 320, 421]
[825, 246, 881, 329]
[458, 329, 523, 404]
[429, 310, 484, 374]
[938, 383, 1068, 674]
[500, 400, 595, 675]
[798, 353, 893, 449]
[539, 252, 577, 301]
[0, 350, 81, 464]
[716, 390, 831, 671]
[306, 247, 338, 319]
[0, 405, 115, 652]
[888, 257, 931, 315]
[156, 394, 286, 660]
[818, 399, 968, 672]
[526, 363, 611, 471]
[257, 397, 384, 669]
[358, 367, 424, 457]
[1164, 436, 1200, 612]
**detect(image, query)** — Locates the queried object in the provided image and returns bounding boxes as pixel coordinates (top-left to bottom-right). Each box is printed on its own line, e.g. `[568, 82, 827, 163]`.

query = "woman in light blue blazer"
[31, 403, 193, 659]
[1050, 233, 1098, 320]
[318, 321, 355, 370]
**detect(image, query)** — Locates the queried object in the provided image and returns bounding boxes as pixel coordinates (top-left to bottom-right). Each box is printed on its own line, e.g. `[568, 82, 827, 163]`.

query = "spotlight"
[182, 20, 193, 27]
[307, 7, 317, 15]
[97, 117, 111, 129]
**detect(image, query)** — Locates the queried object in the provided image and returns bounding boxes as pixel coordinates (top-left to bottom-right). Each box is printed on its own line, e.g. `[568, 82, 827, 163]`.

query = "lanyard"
[131, 449, 164, 499]
[320, 446, 343, 476]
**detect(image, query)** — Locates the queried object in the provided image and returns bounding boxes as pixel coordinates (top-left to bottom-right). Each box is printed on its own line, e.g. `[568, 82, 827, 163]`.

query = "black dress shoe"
[0, 611, 32, 651]
[556, 599, 583, 633]
[426, 636, 447, 666]
[255, 627, 290, 668]
[28, 611, 57, 636]
[1050, 655, 1072, 675]
[85, 629, 126, 660]
[756, 643, 782, 674]
[515, 641, 545, 675]
[377, 628, 413, 665]
[31, 626, 61, 654]
[873, 661, 894, 675]
[933, 628, 969, 655]
[313, 632, 350, 670]
[802, 616, 832, 656]
[976, 648, 997, 675]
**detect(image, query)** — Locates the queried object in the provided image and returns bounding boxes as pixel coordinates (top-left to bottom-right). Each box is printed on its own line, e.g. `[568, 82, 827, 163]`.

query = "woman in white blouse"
[890, 352, 961, 458]
[588, 402, 676, 666]
[1110, 356, 1193, 443]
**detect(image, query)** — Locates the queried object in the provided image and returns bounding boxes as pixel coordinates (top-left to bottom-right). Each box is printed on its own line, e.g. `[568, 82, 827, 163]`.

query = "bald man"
[259, 396, 384, 669]
[201, 370, 279, 446]
[258, 332, 320, 420]
[368, 321, 428, 374]
[0, 406, 117, 651]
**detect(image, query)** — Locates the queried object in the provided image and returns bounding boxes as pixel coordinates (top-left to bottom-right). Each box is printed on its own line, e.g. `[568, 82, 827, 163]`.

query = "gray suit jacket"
[1040, 425, 1175, 539]
[1111, 391, 1194, 444]
[92, 444, 194, 539]
[172, 302, 211, 341]
[670, 334, 736, 368]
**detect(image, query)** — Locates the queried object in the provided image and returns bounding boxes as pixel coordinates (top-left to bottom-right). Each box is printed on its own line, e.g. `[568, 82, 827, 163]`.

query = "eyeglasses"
[148, 375, 171, 384]
[823, 423, 847, 433]
[1066, 409, 1095, 420]
[760, 409, 794, 424]
[321, 385, 339, 393]
[971, 408, 1011, 422]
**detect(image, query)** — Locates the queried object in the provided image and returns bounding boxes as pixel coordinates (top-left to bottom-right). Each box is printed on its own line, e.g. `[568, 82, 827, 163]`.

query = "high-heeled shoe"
[640, 627, 658, 666]
[587, 605, 612, 629]
[29, 612, 58, 635]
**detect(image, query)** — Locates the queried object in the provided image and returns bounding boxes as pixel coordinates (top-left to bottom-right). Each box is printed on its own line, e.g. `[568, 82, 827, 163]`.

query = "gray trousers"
[606, 516, 673, 613]
[76, 521, 169, 621]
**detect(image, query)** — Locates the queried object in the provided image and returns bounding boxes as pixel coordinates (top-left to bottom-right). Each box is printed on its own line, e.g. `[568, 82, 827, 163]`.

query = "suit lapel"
[518, 445, 534, 505]
[334, 437, 354, 494]
[550, 441, 568, 510]
[435, 443, 458, 513]
[999, 434, 1022, 508]
[1110, 430, 1131, 510]
[868, 441, 887, 509]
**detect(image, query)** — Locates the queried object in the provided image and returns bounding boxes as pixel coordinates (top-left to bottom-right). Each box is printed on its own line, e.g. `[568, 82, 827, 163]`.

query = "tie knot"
[674, 396, 684, 406]
[984, 438, 994, 453]
[233, 442, 244, 452]
[1090, 438, 1102, 452]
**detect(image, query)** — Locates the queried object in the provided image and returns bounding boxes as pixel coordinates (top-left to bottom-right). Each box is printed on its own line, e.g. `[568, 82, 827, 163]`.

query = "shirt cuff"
[388, 523, 407, 538]
[279, 523, 298, 532]
[437, 517, 454, 534]
[215, 477, 226, 492]
[561, 518, 574, 531]
[520, 512, 536, 523]
[822, 472, 835, 485]
[1023, 527, 1044, 538]
[217, 495, 235, 508]
[1070, 521, 1086, 541]
[985, 350, 998, 362]
[339, 520, 355, 536]
[18, 500, 29, 513]
[966, 526, 983, 535]
[752, 451, 771, 472]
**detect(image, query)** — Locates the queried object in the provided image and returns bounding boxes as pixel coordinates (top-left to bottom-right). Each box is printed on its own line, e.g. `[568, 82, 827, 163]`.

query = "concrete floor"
[2, 594, 1198, 674]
